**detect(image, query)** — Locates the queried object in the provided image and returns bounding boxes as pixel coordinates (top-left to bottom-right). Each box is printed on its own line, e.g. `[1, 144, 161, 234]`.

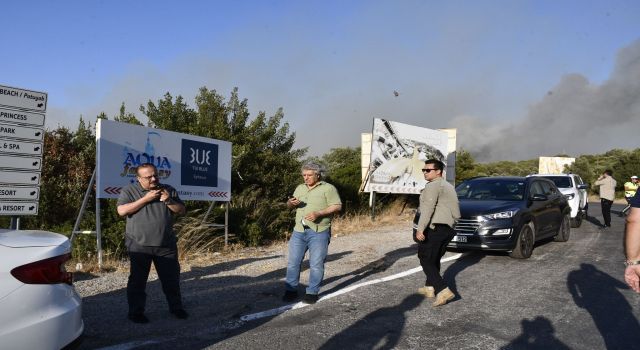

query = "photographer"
[117, 163, 187, 323]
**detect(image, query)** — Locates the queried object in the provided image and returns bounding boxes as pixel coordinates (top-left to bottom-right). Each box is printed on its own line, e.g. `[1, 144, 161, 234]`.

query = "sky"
[2, 0, 640, 162]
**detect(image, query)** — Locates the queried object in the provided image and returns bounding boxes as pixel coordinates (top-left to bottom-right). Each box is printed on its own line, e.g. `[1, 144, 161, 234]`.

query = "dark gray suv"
[450, 176, 571, 259]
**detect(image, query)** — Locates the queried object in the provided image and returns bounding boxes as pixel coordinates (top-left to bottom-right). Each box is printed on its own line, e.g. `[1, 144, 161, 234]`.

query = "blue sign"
[181, 139, 218, 187]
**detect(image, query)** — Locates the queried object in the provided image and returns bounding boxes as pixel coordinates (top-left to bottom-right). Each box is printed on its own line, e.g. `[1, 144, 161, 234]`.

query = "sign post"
[0, 84, 47, 229]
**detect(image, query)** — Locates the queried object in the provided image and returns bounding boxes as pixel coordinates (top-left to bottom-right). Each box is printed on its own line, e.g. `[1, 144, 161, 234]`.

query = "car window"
[574, 175, 583, 185]
[529, 181, 545, 196]
[540, 181, 555, 195]
[543, 176, 572, 188]
[456, 180, 525, 201]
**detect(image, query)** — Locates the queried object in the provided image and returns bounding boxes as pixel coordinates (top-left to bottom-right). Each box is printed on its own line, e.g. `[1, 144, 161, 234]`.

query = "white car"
[528, 174, 588, 227]
[0, 230, 83, 350]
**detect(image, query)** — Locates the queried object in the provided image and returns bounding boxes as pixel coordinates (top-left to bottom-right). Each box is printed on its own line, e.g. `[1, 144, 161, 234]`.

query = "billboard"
[538, 156, 575, 175]
[96, 119, 232, 201]
[361, 118, 454, 194]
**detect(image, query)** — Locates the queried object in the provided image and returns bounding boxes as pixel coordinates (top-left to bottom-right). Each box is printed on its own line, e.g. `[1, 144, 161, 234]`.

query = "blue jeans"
[285, 228, 331, 295]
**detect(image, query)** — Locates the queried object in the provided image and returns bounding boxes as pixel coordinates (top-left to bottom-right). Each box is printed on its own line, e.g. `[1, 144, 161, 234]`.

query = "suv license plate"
[452, 235, 467, 243]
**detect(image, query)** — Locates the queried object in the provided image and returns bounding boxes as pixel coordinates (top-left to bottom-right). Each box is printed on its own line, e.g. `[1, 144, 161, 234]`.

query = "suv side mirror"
[531, 194, 548, 201]
[577, 184, 588, 190]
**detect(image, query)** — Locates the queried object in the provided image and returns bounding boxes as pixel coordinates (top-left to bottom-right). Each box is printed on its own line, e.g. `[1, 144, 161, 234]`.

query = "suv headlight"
[479, 210, 517, 220]
[564, 193, 575, 200]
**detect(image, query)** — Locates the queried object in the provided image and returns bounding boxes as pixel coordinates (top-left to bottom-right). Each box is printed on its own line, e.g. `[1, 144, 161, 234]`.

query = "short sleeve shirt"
[117, 182, 184, 247]
[293, 181, 341, 233]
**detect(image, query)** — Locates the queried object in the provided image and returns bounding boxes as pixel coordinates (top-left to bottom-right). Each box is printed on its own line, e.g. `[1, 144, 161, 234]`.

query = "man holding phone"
[283, 162, 342, 304]
[117, 162, 187, 323]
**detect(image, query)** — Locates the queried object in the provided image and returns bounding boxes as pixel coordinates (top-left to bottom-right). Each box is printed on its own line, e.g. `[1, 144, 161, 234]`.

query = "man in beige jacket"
[414, 159, 460, 306]
[594, 169, 617, 228]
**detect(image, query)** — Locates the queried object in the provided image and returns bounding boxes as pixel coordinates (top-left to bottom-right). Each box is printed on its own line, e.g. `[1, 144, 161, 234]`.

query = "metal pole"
[71, 169, 96, 242]
[224, 202, 229, 247]
[201, 201, 215, 226]
[370, 191, 376, 221]
[96, 196, 103, 269]
[9, 217, 20, 230]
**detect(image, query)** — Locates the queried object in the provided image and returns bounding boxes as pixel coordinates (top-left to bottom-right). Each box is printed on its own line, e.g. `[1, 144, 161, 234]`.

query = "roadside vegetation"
[1, 87, 639, 266]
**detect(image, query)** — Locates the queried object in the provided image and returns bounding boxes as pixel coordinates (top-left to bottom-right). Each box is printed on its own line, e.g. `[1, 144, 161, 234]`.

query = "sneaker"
[302, 293, 319, 304]
[128, 313, 150, 324]
[171, 309, 189, 319]
[282, 290, 298, 302]
[432, 288, 455, 307]
[418, 286, 435, 298]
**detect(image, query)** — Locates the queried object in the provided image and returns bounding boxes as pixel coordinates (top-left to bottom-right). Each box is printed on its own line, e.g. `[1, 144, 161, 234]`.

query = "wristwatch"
[624, 260, 640, 266]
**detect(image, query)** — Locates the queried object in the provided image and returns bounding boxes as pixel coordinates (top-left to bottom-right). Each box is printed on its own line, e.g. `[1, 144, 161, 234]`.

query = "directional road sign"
[0, 201, 38, 215]
[0, 139, 43, 156]
[0, 123, 43, 142]
[0, 85, 47, 112]
[0, 154, 41, 171]
[0, 107, 45, 127]
[0, 170, 40, 185]
[0, 186, 39, 200]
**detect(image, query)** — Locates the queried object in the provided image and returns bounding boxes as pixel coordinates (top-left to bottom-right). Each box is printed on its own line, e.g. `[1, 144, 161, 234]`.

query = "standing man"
[117, 163, 188, 323]
[414, 159, 460, 307]
[621, 175, 639, 216]
[594, 169, 617, 228]
[624, 190, 640, 292]
[283, 162, 342, 304]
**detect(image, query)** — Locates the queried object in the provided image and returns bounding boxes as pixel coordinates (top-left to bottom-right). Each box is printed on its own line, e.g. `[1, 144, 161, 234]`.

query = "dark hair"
[425, 159, 445, 172]
[604, 169, 613, 176]
[136, 163, 157, 176]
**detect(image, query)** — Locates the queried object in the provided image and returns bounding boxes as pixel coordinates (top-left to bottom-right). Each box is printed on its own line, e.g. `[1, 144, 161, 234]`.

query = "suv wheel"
[510, 223, 535, 259]
[555, 214, 571, 242]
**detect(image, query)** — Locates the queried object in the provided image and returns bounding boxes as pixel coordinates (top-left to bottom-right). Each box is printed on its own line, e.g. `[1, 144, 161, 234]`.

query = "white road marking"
[97, 252, 467, 349]
[240, 252, 466, 322]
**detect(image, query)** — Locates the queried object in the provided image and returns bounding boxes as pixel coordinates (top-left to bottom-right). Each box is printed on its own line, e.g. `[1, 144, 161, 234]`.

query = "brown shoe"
[418, 286, 435, 298]
[432, 288, 455, 307]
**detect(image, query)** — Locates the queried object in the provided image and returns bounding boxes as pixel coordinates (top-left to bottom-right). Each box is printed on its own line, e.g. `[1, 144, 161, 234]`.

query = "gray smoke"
[458, 39, 640, 162]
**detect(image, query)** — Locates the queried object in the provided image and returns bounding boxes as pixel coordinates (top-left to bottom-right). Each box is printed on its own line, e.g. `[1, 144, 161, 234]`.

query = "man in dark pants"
[594, 169, 617, 228]
[117, 163, 187, 323]
[414, 159, 460, 307]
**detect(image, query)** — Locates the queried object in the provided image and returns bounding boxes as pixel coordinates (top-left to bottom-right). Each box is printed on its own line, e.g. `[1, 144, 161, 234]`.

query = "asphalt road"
[80, 202, 640, 350]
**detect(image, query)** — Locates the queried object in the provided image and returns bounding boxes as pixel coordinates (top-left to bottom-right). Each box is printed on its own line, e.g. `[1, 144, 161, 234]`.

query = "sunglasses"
[421, 168, 438, 173]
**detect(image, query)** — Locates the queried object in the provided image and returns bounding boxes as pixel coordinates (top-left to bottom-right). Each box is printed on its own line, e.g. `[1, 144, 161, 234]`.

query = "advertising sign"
[96, 119, 232, 201]
[538, 156, 575, 174]
[362, 118, 451, 194]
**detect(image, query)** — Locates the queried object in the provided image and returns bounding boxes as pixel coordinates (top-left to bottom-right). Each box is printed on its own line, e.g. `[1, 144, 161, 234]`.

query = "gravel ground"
[74, 217, 420, 349]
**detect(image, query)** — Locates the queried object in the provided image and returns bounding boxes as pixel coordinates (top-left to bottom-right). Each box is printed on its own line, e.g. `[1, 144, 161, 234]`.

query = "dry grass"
[331, 200, 414, 237]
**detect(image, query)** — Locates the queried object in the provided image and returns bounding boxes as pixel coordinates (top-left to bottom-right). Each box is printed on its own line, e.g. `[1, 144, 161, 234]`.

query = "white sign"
[0, 85, 47, 112]
[362, 118, 451, 194]
[96, 119, 232, 201]
[538, 156, 575, 174]
[0, 201, 38, 215]
[0, 170, 40, 185]
[0, 186, 39, 200]
[0, 107, 45, 127]
[0, 139, 43, 156]
[0, 154, 41, 171]
[0, 123, 43, 141]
